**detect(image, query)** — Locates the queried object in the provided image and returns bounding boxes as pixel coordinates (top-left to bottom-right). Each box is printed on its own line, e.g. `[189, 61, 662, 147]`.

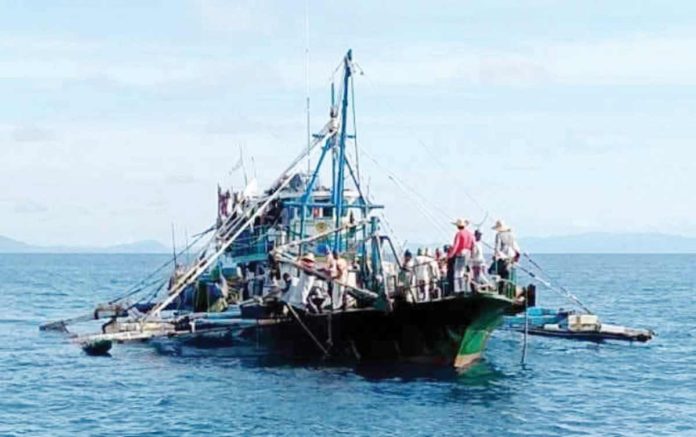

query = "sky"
[1, 0, 695, 247]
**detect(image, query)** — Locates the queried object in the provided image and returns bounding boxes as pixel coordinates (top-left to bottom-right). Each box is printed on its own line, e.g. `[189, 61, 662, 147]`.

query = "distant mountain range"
[519, 232, 696, 254]
[0, 235, 169, 254]
[409, 232, 696, 254]
[2, 232, 695, 254]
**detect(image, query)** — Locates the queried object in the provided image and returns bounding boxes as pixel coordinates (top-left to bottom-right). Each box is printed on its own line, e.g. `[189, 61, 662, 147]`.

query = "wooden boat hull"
[511, 326, 653, 342]
[238, 293, 514, 369]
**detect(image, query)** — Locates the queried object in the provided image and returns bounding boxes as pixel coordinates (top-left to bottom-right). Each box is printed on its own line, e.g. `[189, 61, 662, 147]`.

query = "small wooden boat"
[81, 339, 113, 356]
[505, 307, 654, 343]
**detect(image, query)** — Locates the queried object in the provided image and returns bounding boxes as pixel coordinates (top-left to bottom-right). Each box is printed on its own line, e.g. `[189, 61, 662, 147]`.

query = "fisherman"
[167, 263, 185, 294]
[414, 248, 439, 301]
[217, 185, 231, 226]
[331, 250, 349, 310]
[470, 229, 490, 291]
[283, 253, 317, 308]
[399, 249, 416, 302]
[447, 218, 475, 293]
[491, 219, 521, 294]
[300, 252, 335, 313]
[443, 244, 453, 295]
[329, 106, 339, 133]
[434, 247, 442, 265]
[323, 251, 338, 308]
[425, 248, 441, 299]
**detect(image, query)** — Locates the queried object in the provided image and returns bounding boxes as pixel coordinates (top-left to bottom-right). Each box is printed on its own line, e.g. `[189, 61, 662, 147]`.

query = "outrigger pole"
[145, 119, 341, 320]
[72, 121, 341, 346]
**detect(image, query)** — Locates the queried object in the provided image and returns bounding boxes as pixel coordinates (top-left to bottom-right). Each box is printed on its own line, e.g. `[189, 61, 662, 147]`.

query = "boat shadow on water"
[143, 334, 512, 385]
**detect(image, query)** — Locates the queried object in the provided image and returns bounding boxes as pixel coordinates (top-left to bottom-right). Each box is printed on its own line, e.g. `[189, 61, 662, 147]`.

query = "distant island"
[409, 232, 696, 254]
[2, 232, 696, 254]
[520, 232, 696, 254]
[0, 235, 169, 254]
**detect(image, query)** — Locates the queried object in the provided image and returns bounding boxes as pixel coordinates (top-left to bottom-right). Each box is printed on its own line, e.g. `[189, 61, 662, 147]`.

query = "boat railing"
[388, 269, 519, 303]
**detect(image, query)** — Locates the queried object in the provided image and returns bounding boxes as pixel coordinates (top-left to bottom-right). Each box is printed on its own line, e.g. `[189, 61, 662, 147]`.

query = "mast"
[304, 0, 311, 176]
[294, 50, 380, 253]
[332, 49, 353, 251]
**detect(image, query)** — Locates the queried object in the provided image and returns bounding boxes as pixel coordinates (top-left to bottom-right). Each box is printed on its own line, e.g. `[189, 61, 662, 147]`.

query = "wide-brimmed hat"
[452, 218, 469, 228]
[301, 252, 316, 262]
[492, 220, 511, 232]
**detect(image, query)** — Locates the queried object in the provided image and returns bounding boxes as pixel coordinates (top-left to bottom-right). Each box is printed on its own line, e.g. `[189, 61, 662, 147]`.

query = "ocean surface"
[1, 254, 694, 436]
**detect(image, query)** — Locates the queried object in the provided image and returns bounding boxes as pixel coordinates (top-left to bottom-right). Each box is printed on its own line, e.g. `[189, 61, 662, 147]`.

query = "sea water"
[0, 254, 694, 436]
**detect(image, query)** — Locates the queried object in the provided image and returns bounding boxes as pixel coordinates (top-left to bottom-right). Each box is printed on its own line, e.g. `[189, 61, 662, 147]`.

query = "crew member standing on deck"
[400, 250, 416, 302]
[491, 219, 521, 283]
[284, 252, 317, 308]
[414, 249, 433, 301]
[330, 250, 349, 310]
[447, 218, 475, 293]
[470, 229, 489, 290]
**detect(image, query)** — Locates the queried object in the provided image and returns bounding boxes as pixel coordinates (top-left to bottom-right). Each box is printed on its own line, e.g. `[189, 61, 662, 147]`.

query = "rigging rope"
[417, 140, 489, 218]
[108, 225, 215, 305]
[284, 302, 330, 357]
[517, 258, 593, 314]
[359, 148, 450, 240]
[358, 69, 490, 221]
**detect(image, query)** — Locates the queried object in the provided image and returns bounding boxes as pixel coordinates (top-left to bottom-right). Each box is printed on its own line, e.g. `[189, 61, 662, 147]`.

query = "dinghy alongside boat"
[505, 307, 654, 343]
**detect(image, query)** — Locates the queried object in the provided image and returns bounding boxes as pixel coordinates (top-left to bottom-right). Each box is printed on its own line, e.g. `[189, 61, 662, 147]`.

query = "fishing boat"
[505, 307, 654, 343]
[42, 50, 529, 370]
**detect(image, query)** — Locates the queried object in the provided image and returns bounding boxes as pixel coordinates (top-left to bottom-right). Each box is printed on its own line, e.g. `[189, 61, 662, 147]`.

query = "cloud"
[193, 0, 280, 35]
[165, 174, 200, 185]
[12, 199, 48, 214]
[560, 130, 632, 154]
[12, 125, 56, 142]
[353, 33, 696, 88]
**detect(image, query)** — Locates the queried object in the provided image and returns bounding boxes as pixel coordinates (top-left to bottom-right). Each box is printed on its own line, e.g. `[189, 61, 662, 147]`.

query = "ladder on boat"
[72, 117, 339, 346]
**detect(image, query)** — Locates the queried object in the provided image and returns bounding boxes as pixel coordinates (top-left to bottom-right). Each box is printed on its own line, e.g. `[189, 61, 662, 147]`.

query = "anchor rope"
[284, 302, 330, 357]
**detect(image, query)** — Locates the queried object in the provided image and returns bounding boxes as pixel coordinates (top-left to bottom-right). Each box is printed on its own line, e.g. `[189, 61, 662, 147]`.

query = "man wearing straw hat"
[491, 219, 521, 282]
[447, 218, 475, 293]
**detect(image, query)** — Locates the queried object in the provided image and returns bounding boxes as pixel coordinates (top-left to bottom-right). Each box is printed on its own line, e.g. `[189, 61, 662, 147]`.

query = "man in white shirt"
[400, 250, 416, 302]
[470, 230, 490, 290]
[414, 248, 440, 301]
[283, 253, 317, 308]
[492, 219, 521, 282]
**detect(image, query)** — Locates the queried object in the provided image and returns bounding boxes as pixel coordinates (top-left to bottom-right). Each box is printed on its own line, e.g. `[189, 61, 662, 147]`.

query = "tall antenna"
[184, 227, 189, 264]
[170, 223, 177, 266]
[241, 144, 248, 186]
[304, 0, 311, 176]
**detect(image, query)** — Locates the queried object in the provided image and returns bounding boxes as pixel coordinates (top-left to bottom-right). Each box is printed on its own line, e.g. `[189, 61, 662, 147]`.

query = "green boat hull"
[239, 293, 515, 369]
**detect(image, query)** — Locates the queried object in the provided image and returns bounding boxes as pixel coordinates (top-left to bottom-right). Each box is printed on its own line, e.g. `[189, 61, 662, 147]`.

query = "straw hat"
[301, 252, 316, 262]
[492, 219, 511, 232]
[452, 218, 469, 228]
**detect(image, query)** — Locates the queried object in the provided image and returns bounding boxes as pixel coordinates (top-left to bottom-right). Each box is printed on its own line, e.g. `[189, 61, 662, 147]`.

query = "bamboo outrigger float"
[42, 50, 528, 369]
